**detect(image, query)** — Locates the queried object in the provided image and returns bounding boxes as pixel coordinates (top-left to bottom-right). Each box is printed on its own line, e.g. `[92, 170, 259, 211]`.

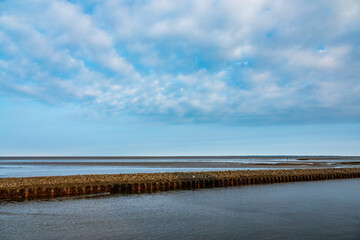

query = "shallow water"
[1, 157, 359, 177]
[1, 179, 359, 240]
[0, 164, 254, 177]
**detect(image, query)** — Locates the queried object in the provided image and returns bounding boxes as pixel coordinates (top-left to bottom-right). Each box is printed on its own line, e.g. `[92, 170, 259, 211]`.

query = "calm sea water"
[1, 179, 359, 240]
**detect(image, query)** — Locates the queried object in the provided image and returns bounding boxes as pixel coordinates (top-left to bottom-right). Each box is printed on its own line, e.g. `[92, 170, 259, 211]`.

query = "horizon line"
[0, 155, 358, 160]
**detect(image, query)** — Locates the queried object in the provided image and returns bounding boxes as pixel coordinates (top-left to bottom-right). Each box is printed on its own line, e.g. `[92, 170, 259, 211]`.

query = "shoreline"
[1, 168, 359, 200]
[1, 155, 359, 160]
[2, 161, 360, 166]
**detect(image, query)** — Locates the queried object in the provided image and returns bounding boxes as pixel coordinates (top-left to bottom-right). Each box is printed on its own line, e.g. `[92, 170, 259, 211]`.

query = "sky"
[0, 0, 360, 156]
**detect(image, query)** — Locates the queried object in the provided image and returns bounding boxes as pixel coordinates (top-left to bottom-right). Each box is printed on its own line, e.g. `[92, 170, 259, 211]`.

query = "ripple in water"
[1, 179, 360, 240]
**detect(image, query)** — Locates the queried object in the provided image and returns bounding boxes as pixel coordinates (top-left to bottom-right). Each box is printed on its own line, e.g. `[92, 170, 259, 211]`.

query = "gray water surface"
[1, 157, 359, 177]
[1, 179, 359, 240]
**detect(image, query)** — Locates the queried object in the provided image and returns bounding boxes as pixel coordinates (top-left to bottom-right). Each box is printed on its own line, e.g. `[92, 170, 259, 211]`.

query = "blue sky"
[1, 0, 360, 156]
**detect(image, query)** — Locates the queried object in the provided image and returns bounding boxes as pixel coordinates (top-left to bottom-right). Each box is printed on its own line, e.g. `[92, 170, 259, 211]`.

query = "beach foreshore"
[1, 168, 359, 200]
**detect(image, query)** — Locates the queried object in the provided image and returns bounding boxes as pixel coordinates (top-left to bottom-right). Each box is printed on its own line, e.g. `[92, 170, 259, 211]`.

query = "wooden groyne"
[1, 168, 359, 200]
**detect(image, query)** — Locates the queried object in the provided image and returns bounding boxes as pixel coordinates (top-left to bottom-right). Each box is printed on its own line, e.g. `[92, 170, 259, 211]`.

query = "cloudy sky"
[1, 0, 360, 156]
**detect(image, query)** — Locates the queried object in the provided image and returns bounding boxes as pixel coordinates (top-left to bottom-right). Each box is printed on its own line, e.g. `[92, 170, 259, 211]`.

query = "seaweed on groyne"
[1, 168, 359, 200]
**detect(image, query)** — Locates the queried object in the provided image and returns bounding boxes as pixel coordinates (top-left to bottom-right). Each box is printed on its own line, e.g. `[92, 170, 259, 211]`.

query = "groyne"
[1, 168, 359, 200]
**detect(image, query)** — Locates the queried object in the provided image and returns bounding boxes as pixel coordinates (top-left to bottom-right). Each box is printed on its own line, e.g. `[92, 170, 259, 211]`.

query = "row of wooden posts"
[1, 172, 359, 200]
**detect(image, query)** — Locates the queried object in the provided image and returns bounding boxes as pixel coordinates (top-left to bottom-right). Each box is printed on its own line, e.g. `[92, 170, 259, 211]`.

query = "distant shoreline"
[1, 161, 359, 168]
[1, 155, 359, 160]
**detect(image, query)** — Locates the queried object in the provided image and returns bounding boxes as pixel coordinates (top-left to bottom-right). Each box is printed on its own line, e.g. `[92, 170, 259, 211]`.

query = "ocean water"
[1, 178, 359, 240]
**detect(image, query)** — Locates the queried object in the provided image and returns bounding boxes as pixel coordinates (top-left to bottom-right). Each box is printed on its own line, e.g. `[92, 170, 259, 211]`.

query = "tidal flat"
[1, 156, 359, 178]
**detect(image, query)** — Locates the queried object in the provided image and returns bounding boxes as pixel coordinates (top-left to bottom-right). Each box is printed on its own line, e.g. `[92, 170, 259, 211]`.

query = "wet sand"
[2, 156, 359, 173]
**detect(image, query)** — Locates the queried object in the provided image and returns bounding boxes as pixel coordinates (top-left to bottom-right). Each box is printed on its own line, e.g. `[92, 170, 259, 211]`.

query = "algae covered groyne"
[1, 168, 359, 200]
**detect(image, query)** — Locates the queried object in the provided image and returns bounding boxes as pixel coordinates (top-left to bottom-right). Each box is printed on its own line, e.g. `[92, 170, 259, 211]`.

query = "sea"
[0, 179, 359, 240]
[0, 157, 359, 239]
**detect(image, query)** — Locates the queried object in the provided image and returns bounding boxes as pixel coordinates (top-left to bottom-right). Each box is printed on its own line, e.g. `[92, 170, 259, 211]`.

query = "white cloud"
[283, 46, 350, 70]
[0, 0, 359, 123]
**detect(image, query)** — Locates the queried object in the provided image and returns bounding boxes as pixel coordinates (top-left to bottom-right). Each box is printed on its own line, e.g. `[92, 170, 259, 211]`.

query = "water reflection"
[1, 179, 359, 240]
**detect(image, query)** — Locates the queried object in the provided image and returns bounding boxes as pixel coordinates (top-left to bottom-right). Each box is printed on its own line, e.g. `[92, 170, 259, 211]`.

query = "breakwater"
[1, 168, 359, 200]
